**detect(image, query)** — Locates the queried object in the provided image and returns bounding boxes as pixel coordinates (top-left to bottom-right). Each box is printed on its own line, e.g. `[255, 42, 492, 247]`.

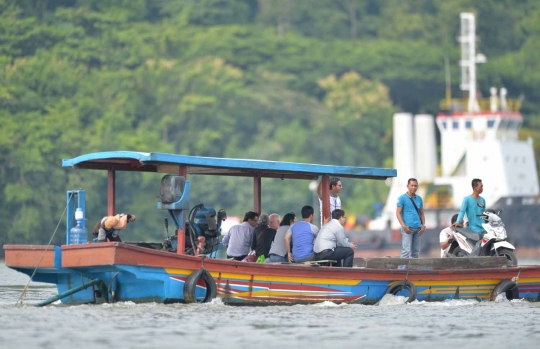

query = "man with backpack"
[396, 178, 425, 258]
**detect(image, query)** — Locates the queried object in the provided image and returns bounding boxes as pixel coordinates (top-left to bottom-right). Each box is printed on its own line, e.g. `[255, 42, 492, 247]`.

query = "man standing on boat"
[284, 206, 319, 263]
[313, 209, 357, 267]
[317, 177, 342, 222]
[454, 178, 486, 234]
[223, 211, 259, 261]
[396, 178, 425, 258]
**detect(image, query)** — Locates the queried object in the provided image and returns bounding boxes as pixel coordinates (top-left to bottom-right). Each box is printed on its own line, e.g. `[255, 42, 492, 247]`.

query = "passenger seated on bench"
[313, 209, 357, 267]
[251, 213, 281, 260]
[223, 211, 259, 261]
[267, 212, 296, 263]
[284, 206, 319, 263]
[92, 214, 136, 242]
[440, 214, 458, 257]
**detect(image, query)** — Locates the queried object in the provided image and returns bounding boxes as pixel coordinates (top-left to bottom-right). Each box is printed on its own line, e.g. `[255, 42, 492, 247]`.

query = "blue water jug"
[70, 208, 87, 244]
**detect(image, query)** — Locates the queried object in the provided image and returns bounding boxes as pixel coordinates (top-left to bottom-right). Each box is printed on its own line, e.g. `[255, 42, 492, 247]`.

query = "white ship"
[362, 13, 540, 253]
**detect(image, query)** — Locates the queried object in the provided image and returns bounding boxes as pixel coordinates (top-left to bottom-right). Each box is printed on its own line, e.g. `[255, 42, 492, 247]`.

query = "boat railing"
[439, 98, 521, 113]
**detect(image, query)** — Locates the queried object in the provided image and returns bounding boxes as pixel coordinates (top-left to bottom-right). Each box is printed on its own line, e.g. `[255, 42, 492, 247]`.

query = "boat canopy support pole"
[254, 175, 261, 214]
[35, 279, 103, 307]
[179, 165, 187, 178]
[177, 166, 187, 255]
[321, 175, 330, 222]
[108, 169, 115, 216]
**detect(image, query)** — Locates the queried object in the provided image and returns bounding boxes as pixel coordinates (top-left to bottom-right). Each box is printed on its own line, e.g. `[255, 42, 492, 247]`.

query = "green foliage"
[0, 0, 539, 252]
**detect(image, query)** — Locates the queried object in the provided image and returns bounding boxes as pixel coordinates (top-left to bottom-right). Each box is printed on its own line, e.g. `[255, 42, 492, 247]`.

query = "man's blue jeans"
[400, 227, 422, 258]
[267, 254, 288, 263]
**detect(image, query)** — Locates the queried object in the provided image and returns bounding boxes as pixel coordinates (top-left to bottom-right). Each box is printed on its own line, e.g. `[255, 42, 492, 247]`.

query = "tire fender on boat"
[385, 281, 417, 303]
[491, 279, 519, 301]
[183, 268, 217, 304]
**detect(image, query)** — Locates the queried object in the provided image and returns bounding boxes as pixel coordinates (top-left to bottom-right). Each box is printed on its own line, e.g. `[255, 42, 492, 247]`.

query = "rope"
[201, 255, 206, 269]
[404, 257, 412, 282]
[512, 267, 522, 284]
[16, 191, 75, 306]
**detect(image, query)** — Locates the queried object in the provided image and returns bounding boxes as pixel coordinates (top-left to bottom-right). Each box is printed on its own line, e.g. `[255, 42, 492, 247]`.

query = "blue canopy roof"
[62, 151, 396, 180]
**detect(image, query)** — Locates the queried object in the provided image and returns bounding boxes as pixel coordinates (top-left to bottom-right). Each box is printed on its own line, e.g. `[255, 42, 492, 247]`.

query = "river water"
[1, 261, 540, 349]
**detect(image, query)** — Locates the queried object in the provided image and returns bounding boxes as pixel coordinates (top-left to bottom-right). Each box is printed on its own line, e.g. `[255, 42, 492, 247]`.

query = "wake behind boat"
[4, 151, 540, 306]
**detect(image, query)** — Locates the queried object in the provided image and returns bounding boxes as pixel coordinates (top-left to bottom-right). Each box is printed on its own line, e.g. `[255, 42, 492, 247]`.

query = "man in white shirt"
[313, 209, 357, 267]
[440, 214, 459, 257]
[317, 177, 343, 223]
[223, 211, 259, 260]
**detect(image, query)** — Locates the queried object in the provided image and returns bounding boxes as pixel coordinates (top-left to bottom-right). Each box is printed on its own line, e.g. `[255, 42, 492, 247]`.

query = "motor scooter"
[447, 209, 517, 266]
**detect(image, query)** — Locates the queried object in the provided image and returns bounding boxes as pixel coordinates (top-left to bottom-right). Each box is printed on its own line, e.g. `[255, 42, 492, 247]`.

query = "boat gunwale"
[54, 243, 540, 280]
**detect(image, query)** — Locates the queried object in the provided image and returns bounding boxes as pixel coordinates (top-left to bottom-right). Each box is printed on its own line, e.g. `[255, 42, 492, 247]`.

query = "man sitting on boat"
[440, 214, 458, 257]
[222, 211, 259, 261]
[267, 212, 296, 263]
[313, 209, 357, 267]
[92, 213, 136, 242]
[284, 206, 319, 263]
[251, 213, 280, 262]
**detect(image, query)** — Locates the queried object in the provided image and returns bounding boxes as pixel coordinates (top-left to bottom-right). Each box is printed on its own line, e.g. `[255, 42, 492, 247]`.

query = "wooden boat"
[4, 151, 540, 305]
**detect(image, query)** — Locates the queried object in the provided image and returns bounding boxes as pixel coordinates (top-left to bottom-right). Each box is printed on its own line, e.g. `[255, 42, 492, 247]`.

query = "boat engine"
[185, 204, 227, 255]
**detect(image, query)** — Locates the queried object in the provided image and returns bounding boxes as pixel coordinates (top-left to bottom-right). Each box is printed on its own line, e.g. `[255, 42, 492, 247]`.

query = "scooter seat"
[455, 227, 483, 241]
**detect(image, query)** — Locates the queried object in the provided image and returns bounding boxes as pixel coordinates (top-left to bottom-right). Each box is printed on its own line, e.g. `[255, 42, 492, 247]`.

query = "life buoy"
[385, 281, 417, 303]
[491, 279, 519, 301]
[183, 268, 217, 303]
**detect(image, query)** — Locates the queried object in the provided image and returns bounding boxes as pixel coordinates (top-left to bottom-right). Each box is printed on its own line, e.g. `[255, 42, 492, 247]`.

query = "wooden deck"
[353, 257, 512, 270]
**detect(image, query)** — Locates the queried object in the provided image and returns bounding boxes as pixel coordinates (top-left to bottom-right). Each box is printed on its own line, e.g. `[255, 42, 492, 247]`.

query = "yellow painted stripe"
[517, 278, 540, 283]
[166, 268, 540, 287]
[412, 279, 500, 286]
[165, 268, 194, 276]
[165, 268, 360, 285]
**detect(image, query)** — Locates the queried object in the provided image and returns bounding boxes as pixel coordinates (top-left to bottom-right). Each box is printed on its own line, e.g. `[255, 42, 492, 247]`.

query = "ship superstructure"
[370, 13, 539, 238]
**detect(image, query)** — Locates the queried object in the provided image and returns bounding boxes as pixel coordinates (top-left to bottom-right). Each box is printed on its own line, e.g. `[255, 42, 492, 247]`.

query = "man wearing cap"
[93, 213, 136, 242]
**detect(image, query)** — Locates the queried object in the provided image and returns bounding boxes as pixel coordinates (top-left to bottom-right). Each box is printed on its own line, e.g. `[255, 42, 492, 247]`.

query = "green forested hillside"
[1, 0, 539, 248]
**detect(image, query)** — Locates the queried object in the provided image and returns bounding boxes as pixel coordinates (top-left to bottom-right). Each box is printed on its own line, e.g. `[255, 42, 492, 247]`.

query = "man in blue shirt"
[396, 178, 425, 258]
[285, 206, 320, 263]
[455, 178, 486, 234]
